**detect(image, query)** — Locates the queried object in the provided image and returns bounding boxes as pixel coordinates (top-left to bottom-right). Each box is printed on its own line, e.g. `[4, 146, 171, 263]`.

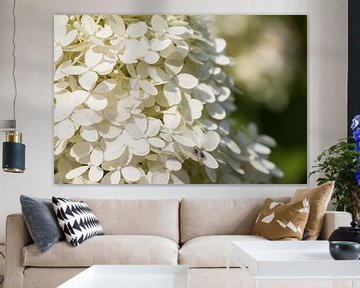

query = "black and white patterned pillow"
[52, 197, 103, 247]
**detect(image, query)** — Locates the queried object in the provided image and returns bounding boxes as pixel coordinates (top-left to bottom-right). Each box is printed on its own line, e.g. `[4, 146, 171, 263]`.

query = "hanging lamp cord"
[11, 0, 17, 129]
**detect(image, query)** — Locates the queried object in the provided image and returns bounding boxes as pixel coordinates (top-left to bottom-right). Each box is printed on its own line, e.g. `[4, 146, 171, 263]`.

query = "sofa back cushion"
[180, 198, 289, 243]
[72, 198, 180, 243]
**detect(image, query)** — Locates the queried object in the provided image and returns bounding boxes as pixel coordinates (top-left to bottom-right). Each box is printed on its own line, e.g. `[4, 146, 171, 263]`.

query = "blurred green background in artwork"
[211, 15, 307, 184]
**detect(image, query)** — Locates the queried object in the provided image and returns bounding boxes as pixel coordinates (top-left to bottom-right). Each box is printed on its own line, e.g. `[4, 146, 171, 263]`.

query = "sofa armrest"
[4, 214, 32, 288]
[318, 211, 352, 240]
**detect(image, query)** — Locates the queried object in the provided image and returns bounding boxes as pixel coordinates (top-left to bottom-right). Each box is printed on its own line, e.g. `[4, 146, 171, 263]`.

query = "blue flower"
[353, 128, 360, 142]
[357, 142, 360, 152]
[352, 115, 360, 130]
[356, 167, 360, 186]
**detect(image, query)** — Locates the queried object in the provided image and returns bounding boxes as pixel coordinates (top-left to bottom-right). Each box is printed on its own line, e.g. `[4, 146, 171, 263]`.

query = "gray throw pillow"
[20, 195, 64, 253]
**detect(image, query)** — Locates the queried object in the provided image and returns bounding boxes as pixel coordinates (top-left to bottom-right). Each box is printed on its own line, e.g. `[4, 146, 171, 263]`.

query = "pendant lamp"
[1, 0, 25, 173]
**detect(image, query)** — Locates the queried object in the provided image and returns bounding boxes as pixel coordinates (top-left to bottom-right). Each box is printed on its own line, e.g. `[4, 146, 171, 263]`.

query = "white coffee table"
[228, 241, 360, 288]
[58, 265, 189, 288]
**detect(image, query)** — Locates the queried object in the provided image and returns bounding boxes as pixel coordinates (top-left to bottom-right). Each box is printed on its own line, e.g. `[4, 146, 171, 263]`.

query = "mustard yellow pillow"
[289, 181, 334, 240]
[252, 198, 310, 240]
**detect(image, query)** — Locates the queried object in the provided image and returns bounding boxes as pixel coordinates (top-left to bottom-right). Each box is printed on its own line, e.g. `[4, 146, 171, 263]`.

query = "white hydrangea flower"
[54, 15, 78, 63]
[54, 15, 283, 184]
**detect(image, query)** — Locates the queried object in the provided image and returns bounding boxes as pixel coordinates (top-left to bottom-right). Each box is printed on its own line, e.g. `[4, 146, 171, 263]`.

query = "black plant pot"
[329, 241, 360, 260]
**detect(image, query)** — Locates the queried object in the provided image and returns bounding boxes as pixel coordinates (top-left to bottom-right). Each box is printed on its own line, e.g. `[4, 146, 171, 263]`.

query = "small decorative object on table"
[310, 114, 360, 222]
[329, 241, 360, 260]
[329, 220, 360, 244]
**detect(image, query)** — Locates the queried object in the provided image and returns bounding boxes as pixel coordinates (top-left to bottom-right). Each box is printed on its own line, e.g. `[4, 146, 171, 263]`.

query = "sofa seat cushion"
[23, 235, 179, 267]
[179, 235, 267, 268]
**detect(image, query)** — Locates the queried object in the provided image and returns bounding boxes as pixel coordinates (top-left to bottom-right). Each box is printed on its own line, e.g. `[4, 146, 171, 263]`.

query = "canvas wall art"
[54, 15, 307, 184]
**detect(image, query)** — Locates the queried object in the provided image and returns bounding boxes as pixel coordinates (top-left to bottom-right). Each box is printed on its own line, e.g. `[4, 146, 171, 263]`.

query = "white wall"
[0, 0, 348, 242]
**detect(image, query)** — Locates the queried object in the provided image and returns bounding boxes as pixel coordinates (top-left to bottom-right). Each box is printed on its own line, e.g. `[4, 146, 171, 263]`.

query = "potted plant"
[310, 115, 360, 222]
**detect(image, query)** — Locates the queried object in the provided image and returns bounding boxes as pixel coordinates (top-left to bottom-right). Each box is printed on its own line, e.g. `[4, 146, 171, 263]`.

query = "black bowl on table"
[329, 241, 360, 260]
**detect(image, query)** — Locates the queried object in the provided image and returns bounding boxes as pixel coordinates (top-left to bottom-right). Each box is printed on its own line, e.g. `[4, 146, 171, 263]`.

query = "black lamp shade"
[2, 141, 25, 173]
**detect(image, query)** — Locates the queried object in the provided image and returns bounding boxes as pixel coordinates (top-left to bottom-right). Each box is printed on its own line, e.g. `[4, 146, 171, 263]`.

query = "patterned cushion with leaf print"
[252, 198, 310, 240]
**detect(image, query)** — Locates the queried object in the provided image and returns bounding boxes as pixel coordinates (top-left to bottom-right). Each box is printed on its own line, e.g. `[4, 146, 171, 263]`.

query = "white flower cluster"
[54, 15, 283, 184]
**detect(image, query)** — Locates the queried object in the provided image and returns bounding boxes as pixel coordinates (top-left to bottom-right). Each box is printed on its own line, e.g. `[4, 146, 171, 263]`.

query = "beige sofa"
[4, 198, 352, 288]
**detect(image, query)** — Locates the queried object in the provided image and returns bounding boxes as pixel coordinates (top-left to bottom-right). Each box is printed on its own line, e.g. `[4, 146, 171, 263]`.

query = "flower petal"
[140, 80, 158, 96]
[108, 16, 125, 36]
[172, 134, 195, 147]
[71, 90, 90, 107]
[96, 24, 113, 38]
[201, 131, 220, 152]
[79, 71, 98, 91]
[85, 48, 103, 68]
[80, 126, 99, 142]
[98, 123, 122, 139]
[70, 141, 94, 158]
[88, 166, 104, 182]
[217, 87, 231, 102]
[81, 15, 97, 34]
[61, 65, 88, 75]
[163, 113, 181, 129]
[201, 151, 219, 169]
[101, 170, 121, 184]
[125, 123, 144, 140]
[92, 62, 115, 75]
[103, 144, 126, 162]
[205, 167, 217, 182]
[136, 61, 149, 79]
[144, 51, 160, 64]
[171, 169, 190, 184]
[211, 54, 231, 66]
[174, 73, 198, 89]
[165, 158, 182, 171]
[250, 159, 270, 175]
[193, 83, 216, 103]
[104, 107, 130, 124]
[126, 21, 147, 38]
[54, 139, 67, 155]
[54, 93, 75, 122]
[189, 99, 203, 120]
[130, 139, 150, 156]
[151, 15, 168, 34]
[150, 168, 170, 184]
[61, 29, 77, 47]
[71, 109, 103, 126]
[213, 37, 226, 52]
[55, 119, 75, 140]
[54, 45, 63, 63]
[163, 82, 181, 106]
[251, 143, 271, 155]
[93, 79, 117, 94]
[225, 138, 241, 154]
[123, 39, 148, 60]
[121, 166, 141, 182]
[164, 52, 184, 76]
[150, 37, 172, 52]
[54, 15, 68, 39]
[148, 67, 171, 84]
[65, 166, 89, 180]
[168, 26, 188, 36]
[85, 94, 108, 111]
[148, 137, 165, 148]
[146, 118, 161, 137]
[206, 103, 226, 120]
[90, 147, 104, 166]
